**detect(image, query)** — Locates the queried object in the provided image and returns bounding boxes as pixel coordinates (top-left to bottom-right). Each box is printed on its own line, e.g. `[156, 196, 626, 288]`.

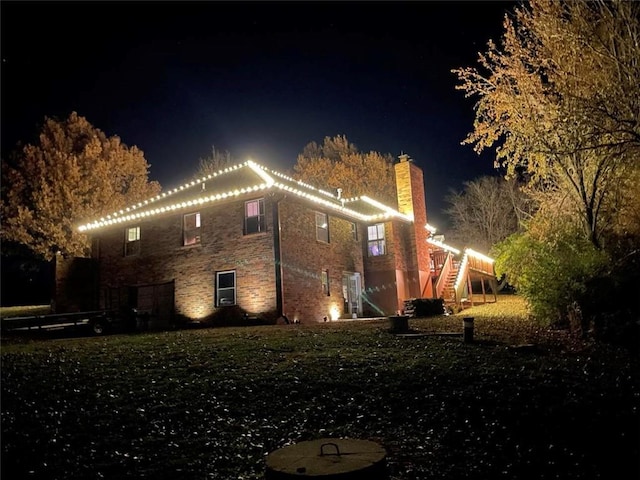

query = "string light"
[427, 238, 460, 255]
[78, 159, 418, 232]
[465, 248, 495, 264]
[454, 253, 469, 291]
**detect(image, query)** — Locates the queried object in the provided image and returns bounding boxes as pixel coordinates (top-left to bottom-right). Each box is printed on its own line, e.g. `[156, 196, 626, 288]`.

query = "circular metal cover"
[265, 438, 387, 479]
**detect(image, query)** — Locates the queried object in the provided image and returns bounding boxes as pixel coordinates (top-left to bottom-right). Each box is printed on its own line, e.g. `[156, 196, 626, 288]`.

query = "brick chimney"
[394, 153, 433, 298]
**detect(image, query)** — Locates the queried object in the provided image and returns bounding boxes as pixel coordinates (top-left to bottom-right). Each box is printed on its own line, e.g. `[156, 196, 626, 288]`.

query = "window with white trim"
[183, 212, 201, 246]
[216, 271, 236, 306]
[245, 199, 265, 234]
[367, 223, 386, 256]
[316, 212, 329, 243]
[124, 226, 140, 256]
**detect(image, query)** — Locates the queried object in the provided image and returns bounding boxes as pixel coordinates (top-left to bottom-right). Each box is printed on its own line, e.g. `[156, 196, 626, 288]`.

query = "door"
[342, 272, 362, 318]
[136, 281, 175, 329]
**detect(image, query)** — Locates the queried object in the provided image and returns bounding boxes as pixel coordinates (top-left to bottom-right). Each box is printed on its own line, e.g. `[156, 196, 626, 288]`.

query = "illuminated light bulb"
[466, 248, 494, 263]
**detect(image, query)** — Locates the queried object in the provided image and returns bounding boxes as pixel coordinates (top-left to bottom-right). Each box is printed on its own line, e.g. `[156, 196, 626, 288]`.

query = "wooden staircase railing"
[433, 251, 454, 299]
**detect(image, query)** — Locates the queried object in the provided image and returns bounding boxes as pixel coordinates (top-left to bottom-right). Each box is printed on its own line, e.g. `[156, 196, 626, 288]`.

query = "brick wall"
[362, 220, 412, 315]
[278, 198, 364, 323]
[394, 158, 433, 300]
[95, 194, 277, 323]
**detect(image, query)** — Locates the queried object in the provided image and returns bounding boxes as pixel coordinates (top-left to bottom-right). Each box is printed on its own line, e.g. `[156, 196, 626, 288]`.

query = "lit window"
[367, 223, 386, 256]
[322, 269, 330, 296]
[245, 199, 265, 234]
[183, 212, 201, 246]
[216, 271, 236, 306]
[316, 212, 329, 243]
[124, 226, 140, 256]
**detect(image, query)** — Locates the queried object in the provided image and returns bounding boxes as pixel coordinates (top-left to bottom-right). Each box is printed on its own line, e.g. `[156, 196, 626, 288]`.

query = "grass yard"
[1, 295, 638, 479]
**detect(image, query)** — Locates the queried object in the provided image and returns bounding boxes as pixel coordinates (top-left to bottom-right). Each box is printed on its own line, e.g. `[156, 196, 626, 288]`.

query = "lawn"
[1, 295, 638, 479]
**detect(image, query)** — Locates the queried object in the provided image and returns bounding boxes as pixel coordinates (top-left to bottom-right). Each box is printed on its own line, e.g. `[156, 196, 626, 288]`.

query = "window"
[125, 226, 140, 256]
[350, 222, 358, 241]
[367, 223, 386, 256]
[316, 212, 329, 243]
[183, 212, 201, 246]
[245, 199, 265, 234]
[322, 269, 330, 296]
[216, 271, 236, 306]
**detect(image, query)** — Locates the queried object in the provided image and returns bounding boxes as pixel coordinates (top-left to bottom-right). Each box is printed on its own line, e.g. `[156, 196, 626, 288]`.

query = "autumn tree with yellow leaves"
[293, 135, 397, 206]
[1, 112, 161, 260]
[454, 0, 640, 340]
[454, 0, 640, 249]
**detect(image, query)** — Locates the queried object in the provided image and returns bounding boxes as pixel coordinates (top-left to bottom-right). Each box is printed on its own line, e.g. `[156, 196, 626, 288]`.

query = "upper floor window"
[216, 270, 236, 306]
[183, 212, 201, 246]
[367, 223, 386, 256]
[245, 199, 265, 234]
[316, 212, 329, 243]
[125, 226, 140, 256]
[350, 222, 358, 241]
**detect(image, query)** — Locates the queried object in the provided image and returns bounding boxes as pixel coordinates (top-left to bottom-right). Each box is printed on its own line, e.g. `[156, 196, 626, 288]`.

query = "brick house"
[76, 154, 434, 327]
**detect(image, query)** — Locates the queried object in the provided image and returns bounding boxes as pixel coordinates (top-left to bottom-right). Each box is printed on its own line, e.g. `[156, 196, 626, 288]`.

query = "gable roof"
[78, 160, 413, 232]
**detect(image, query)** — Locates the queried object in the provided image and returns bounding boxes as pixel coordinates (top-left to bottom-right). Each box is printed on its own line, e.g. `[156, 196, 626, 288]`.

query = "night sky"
[1, 0, 516, 230]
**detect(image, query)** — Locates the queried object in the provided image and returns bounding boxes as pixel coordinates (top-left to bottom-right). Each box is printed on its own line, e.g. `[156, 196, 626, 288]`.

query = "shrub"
[493, 229, 609, 329]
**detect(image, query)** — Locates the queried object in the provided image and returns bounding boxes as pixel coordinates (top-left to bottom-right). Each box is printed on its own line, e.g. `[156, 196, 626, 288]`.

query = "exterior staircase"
[442, 270, 458, 304]
[430, 242, 497, 311]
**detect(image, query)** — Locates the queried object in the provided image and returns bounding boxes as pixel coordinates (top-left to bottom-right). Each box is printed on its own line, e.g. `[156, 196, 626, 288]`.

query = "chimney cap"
[398, 153, 411, 163]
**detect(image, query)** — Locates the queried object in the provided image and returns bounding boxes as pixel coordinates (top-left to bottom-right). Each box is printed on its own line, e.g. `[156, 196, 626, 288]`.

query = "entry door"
[342, 273, 362, 317]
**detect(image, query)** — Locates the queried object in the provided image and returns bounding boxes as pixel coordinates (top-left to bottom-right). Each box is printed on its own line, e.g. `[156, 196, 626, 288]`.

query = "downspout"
[272, 195, 285, 316]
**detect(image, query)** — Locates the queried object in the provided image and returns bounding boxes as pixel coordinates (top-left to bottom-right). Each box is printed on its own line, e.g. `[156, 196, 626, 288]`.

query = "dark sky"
[1, 0, 516, 230]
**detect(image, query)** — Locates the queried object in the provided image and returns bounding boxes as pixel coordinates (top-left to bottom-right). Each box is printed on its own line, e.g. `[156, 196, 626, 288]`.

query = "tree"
[194, 145, 235, 178]
[1, 112, 161, 260]
[493, 224, 609, 329]
[293, 135, 397, 206]
[453, 0, 640, 249]
[444, 175, 534, 253]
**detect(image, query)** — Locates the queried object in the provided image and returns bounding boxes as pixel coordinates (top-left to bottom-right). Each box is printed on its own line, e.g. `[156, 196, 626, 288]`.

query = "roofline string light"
[78, 183, 271, 231]
[427, 238, 461, 255]
[360, 196, 414, 222]
[79, 159, 414, 232]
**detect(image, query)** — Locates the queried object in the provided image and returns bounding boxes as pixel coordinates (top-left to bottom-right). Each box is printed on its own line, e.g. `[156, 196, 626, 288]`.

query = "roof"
[78, 160, 414, 232]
